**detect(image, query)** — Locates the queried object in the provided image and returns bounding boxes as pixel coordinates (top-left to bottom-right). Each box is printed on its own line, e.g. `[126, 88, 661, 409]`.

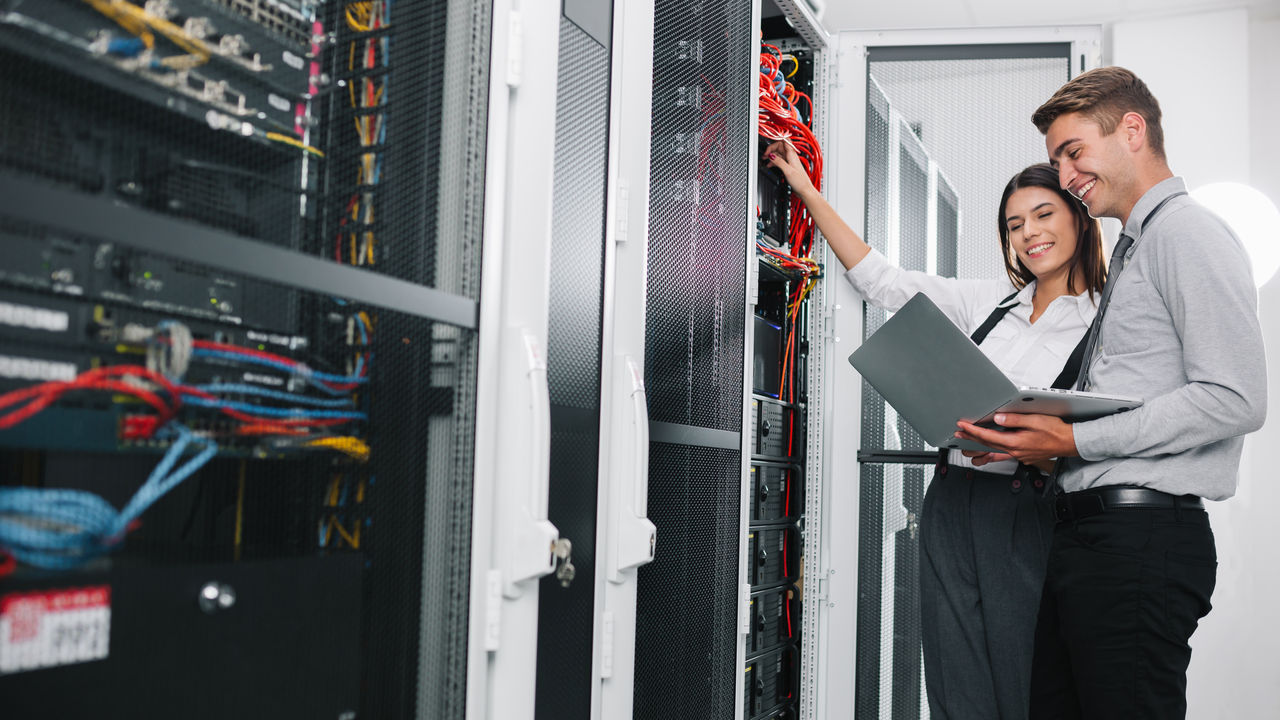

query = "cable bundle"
[0, 423, 218, 569]
[0, 330, 369, 437]
[758, 44, 826, 405]
[337, 0, 391, 266]
[758, 44, 823, 259]
[0, 324, 374, 569]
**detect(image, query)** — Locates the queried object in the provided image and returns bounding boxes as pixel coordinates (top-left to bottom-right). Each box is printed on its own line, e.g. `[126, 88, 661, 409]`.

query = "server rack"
[0, 1, 494, 718]
[749, 4, 833, 720]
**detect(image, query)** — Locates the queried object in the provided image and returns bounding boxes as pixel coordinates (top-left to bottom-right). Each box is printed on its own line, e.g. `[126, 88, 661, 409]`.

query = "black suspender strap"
[969, 290, 1088, 390]
[968, 292, 1019, 345]
[1051, 334, 1089, 390]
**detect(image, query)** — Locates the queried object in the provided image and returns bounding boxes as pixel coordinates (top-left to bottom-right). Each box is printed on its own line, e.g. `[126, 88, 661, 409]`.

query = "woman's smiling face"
[1003, 185, 1080, 283]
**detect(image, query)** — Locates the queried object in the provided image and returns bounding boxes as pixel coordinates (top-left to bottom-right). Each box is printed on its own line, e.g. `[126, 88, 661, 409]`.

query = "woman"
[765, 143, 1104, 720]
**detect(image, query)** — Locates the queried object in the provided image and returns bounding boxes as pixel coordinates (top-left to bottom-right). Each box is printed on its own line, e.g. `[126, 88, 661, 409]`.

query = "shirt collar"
[997, 282, 1037, 308]
[1123, 176, 1187, 239]
[1002, 280, 1099, 324]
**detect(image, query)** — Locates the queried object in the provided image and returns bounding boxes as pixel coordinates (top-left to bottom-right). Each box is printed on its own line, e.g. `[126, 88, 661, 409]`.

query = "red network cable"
[0, 365, 358, 438]
[0, 366, 179, 431]
[759, 44, 824, 402]
[759, 44, 824, 259]
[0, 549, 16, 578]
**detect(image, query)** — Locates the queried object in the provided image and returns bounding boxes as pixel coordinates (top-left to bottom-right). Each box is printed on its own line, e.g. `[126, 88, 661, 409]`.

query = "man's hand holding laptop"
[955, 412, 1079, 468]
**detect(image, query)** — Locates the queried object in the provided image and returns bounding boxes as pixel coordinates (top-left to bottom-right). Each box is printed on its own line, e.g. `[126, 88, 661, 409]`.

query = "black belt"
[1053, 485, 1204, 523]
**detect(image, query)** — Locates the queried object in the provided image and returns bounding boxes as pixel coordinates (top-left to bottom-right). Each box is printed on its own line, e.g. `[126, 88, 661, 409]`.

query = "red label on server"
[0, 586, 111, 674]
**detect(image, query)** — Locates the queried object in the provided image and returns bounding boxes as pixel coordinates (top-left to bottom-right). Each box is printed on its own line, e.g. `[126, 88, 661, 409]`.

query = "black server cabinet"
[634, 0, 754, 718]
[0, 2, 491, 718]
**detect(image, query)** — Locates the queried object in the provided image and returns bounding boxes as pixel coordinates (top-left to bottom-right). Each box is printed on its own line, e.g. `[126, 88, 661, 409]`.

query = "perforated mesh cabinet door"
[635, 444, 744, 718]
[533, 13, 612, 720]
[642, 0, 753, 431]
[635, 0, 754, 717]
[937, 175, 960, 279]
[869, 52, 1072, 281]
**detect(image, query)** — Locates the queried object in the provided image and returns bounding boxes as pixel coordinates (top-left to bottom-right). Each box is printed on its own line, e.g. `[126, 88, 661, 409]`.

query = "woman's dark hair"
[997, 163, 1106, 297]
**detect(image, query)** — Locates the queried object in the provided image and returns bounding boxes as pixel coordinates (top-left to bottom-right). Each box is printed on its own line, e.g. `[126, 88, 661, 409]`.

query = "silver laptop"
[848, 292, 1142, 452]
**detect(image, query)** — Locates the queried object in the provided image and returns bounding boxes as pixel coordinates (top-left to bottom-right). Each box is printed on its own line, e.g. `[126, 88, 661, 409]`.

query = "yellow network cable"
[345, 2, 373, 32]
[782, 54, 800, 79]
[307, 436, 371, 462]
[326, 475, 342, 507]
[331, 517, 360, 548]
[265, 132, 325, 157]
[84, 0, 154, 49]
[90, 0, 211, 63]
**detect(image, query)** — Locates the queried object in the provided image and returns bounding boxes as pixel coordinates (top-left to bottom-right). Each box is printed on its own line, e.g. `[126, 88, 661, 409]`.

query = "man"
[955, 66, 1266, 719]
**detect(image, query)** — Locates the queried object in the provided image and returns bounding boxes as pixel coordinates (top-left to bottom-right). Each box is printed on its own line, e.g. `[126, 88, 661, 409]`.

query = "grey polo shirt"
[1059, 177, 1267, 500]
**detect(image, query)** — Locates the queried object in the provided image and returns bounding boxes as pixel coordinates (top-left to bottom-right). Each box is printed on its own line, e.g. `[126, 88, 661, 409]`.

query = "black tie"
[1074, 233, 1135, 390]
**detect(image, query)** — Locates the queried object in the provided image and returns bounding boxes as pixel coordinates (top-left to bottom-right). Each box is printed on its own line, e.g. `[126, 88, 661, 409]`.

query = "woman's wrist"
[790, 180, 819, 202]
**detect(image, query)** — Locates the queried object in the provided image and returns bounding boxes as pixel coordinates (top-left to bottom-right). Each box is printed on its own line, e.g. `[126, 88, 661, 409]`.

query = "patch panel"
[0, 1, 321, 134]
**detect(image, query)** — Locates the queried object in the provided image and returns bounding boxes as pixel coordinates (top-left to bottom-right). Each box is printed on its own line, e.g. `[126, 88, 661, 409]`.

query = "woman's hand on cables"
[764, 140, 815, 197]
[955, 413, 1078, 466]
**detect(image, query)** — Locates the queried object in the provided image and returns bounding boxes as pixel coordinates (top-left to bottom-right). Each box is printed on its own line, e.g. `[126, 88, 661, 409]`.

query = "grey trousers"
[919, 462, 1054, 720]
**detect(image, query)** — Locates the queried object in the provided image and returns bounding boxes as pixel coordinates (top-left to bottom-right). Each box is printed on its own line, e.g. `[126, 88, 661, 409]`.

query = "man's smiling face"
[1046, 111, 1139, 223]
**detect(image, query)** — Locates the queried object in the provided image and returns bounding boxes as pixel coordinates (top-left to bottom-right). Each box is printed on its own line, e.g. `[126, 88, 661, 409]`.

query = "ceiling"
[816, 0, 1279, 31]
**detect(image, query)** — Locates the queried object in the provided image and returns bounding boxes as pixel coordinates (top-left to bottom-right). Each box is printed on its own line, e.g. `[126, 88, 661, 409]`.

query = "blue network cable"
[181, 395, 367, 421]
[191, 348, 367, 394]
[0, 423, 218, 569]
[190, 383, 356, 408]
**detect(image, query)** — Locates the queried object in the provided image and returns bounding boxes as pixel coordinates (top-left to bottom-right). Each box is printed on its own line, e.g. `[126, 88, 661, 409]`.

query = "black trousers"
[919, 463, 1053, 719]
[1029, 505, 1217, 719]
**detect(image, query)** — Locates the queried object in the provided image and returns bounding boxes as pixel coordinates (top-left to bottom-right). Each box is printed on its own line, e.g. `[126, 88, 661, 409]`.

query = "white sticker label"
[243, 371, 284, 387]
[268, 93, 292, 112]
[1, 586, 111, 675]
[0, 355, 77, 382]
[282, 50, 304, 70]
[0, 302, 69, 332]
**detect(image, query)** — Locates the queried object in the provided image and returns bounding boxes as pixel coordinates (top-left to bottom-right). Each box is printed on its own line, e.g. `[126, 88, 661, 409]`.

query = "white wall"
[1112, 11, 1251, 184]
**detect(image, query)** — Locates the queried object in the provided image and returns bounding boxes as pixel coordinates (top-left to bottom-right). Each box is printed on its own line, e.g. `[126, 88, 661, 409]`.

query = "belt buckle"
[1054, 493, 1106, 522]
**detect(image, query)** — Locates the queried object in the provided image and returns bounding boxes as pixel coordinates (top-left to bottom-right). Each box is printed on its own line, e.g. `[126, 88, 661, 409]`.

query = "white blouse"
[845, 249, 1098, 475]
